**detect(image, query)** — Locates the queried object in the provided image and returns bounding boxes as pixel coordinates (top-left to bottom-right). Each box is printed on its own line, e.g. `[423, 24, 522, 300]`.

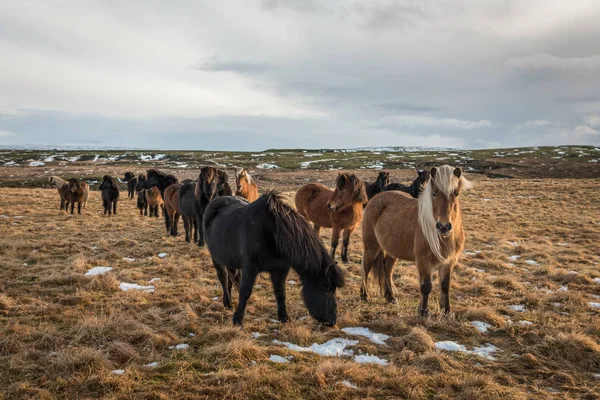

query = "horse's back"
[204, 196, 252, 265]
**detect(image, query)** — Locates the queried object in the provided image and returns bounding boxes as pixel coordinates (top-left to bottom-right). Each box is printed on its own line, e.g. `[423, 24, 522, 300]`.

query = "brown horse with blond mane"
[295, 173, 367, 263]
[360, 165, 471, 316]
[235, 169, 259, 202]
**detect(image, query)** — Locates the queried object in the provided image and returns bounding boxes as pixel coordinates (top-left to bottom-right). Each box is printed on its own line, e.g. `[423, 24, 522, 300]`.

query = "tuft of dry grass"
[534, 333, 600, 370]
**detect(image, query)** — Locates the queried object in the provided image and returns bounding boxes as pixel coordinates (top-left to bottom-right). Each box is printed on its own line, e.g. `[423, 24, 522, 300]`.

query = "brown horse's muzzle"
[436, 222, 453, 237]
[327, 202, 337, 211]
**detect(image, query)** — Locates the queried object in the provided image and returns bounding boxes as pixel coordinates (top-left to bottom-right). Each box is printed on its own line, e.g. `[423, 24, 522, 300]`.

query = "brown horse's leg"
[340, 227, 355, 264]
[360, 246, 378, 301]
[313, 224, 321, 235]
[417, 264, 432, 317]
[330, 225, 341, 260]
[439, 263, 453, 313]
[383, 256, 398, 303]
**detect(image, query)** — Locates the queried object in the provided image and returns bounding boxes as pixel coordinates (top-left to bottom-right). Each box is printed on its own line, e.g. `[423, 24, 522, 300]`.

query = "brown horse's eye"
[454, 189, 459, 197]
[432, 191, 437, 198]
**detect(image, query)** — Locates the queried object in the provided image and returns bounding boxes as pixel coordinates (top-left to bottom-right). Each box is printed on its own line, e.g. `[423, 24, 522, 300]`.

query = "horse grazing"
[99, 175, 120, 215]
[235, 169, 259, 202]
[361, 166, 471, 316]
[295, 173, 367, 263]
[204, 191, 345, 326]
[179, 167, 218, 245]
[146, 186, 164, 218]
[365, 171, 389, 200]
[123, 172, 137, 199]
[65, 178, 86, 214]
[383, 169, 430, 198]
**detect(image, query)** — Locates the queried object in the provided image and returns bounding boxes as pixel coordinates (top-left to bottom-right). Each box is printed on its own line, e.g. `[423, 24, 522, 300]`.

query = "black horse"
[145, 169, 178, 231]
[217, 170, 233, 196]
[203, 191, 345, 326]
[136, 175, 148, 215]
[179, 167, 218, 245]
[365, 171, 389, 200]
[123, 172, 137, 199]
[99, 175, 120, 215]
[383, 169, 430, 198]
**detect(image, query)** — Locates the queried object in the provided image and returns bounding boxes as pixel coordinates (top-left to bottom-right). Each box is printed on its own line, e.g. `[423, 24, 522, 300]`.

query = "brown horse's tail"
[369, 250, 392, 296]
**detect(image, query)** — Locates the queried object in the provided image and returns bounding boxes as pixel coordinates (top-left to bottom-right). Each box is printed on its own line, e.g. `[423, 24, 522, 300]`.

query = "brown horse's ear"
[430, 167, 438, 179]
[454, 167, 462, 178]
[337, 174, 346, 187]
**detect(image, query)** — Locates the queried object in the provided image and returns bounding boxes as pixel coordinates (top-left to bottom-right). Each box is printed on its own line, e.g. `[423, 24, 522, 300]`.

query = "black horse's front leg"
[270, 268, 290, 323]
[113, 200, 117, 215]
[70, 200, 75, 214]
[213, 260, 232, 309]
[78, 202, 82, 214]
[195, 214, 203, 246]
[232, 265, 258, 326]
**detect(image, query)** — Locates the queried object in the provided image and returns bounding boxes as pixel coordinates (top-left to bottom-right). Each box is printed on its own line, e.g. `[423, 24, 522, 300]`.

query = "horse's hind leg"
[172, 212, 180, 236]
[77, 202, 82, 215]
[330, 225, 341, 260]
[113, 200, 117, 215]
[417, 262, 432, 317]
[164, 207, 171, 234]
[232, 265, 258, 326]
[360, 245, 378, 301]
[183, 216, 191, 243]
[439, 263, 453, 314]
[340, 227, 355, 264]
[70, 200, 75, 214]
[213, 260, 232, 309]
[382, 255, 398, 304]
[270, 267, 290, 323]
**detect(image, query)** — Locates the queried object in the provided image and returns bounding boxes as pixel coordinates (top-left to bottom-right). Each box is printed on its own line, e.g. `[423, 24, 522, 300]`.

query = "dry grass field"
[1, 166, 600, 399]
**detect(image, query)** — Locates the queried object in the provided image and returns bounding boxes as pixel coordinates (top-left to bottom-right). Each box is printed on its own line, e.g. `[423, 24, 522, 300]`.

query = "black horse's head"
[198, 166, 219, 201]
[68, 178, 81, 194]
[376, 171, 390, 190]
[136, 175, 147, 191]
[145, 169, 178, 192]
[123, 172, 134, 182]
[99, 175, 116, 190]
[301, 262, 345, 326]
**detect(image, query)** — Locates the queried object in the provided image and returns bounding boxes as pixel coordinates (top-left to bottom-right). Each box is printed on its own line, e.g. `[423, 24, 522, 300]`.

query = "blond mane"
[417, 166, 472, 262]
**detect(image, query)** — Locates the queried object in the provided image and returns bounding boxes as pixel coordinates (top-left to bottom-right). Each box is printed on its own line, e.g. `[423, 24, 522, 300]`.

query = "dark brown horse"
[179, 167, 219, 245]
[361, 166, 471, 316]
[66, 178, 86, 214]
[99, 175, 120, 215]
[365, 171, 389, 200]
[383, 169, 430, 198]
[295, 173, 367, 263]
[123, 172, 137, 199]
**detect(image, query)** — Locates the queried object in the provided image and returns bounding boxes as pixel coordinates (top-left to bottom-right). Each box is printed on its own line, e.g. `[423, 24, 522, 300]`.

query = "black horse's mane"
[147, 169, 178, 184]
[265, 191, 330, 275]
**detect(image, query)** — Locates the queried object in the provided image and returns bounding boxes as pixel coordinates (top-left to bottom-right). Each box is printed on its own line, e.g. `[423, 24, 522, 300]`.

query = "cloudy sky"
[1, 0, 600, 150]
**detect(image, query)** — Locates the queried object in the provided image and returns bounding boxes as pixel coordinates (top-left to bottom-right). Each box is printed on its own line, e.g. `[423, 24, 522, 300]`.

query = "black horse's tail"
[265, 191, 329, 274]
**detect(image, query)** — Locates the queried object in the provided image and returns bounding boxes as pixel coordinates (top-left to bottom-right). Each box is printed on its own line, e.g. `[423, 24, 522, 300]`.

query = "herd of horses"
[49, 166, 470, 325]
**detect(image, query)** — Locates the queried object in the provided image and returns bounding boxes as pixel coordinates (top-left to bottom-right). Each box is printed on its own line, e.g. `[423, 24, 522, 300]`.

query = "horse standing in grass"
[123, 172, 137, 199]
[204, 192, 345, 326]
[295, 173, 367, 263]
[146, 186, 164, 218]
[99, 175, 120, 215]
[383, 169, 430, 198]
[217, 170, 233, 196]
[145, 169, 179, 231]
[235, 169, 259, 202]
[361, 166, 471, 316]
[66, 178, 86, 214]
[365, 171, 389, 200]
[50, 176, 68, 210]
[179, 167, 218, 245]
[136, 176, 148, 216]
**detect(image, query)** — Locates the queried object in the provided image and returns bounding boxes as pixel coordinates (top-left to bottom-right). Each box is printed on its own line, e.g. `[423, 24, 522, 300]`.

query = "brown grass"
[1, 173, 600, 399]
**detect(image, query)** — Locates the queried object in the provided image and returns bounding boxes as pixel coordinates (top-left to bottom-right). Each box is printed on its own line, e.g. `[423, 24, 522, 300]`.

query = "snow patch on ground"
[158, 252, 167, 258]
[341, 327, 390, 345]
[354, 354, 388, 365]
[273, 338, 358, 357]
[589, 302, 600, 309]
[29, 161, 45, 166]
[269, 355, 292, 363]
[435, 341, 498, 360]
[111, 369, 125, 375]
[518, 320, 533, 326]
[119, 282, 155, 293]
[122, 257, 135, 262]
[509, 304, 525, 312]
[144, 362, 159, 368]
[525, 260, 539, 266]
[84, 266, 113, 276]
[256, 163, 279, 169]
[169, 344, 190, 350]
[470, 321, 492, 333]
[340, 380, 358, 389]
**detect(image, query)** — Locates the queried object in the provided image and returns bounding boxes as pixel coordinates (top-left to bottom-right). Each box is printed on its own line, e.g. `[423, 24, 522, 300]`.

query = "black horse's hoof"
[279, 315, 290, 323]
[419, 308, 429, 317]
[232, 315, 243, 326]
[386, 296, 396, 304]
[360, 295, 369, 302]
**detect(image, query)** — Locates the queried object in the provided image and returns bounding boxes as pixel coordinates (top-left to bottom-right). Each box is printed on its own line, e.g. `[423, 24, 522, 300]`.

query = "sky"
[1, 0, 600, 151]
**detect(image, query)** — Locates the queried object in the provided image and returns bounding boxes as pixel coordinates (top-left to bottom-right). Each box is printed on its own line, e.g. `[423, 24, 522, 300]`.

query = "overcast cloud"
[1, 0, 600, 150]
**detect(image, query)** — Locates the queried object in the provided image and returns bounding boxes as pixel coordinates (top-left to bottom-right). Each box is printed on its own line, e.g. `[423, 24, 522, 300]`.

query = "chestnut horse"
[295, 173, 367, 263]
[360, 166, 471, 316]
[146, 186, 164, 217]
[235, 169, 259, 202]
[66, 178, 86, 214]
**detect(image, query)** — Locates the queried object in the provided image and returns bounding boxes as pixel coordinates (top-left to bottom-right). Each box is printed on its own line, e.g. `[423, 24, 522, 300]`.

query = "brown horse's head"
[68, 178, 81, 194]
[327, 173, 367, 211]
[425, 166, 470, 237]
[235, 169, 249, 191]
